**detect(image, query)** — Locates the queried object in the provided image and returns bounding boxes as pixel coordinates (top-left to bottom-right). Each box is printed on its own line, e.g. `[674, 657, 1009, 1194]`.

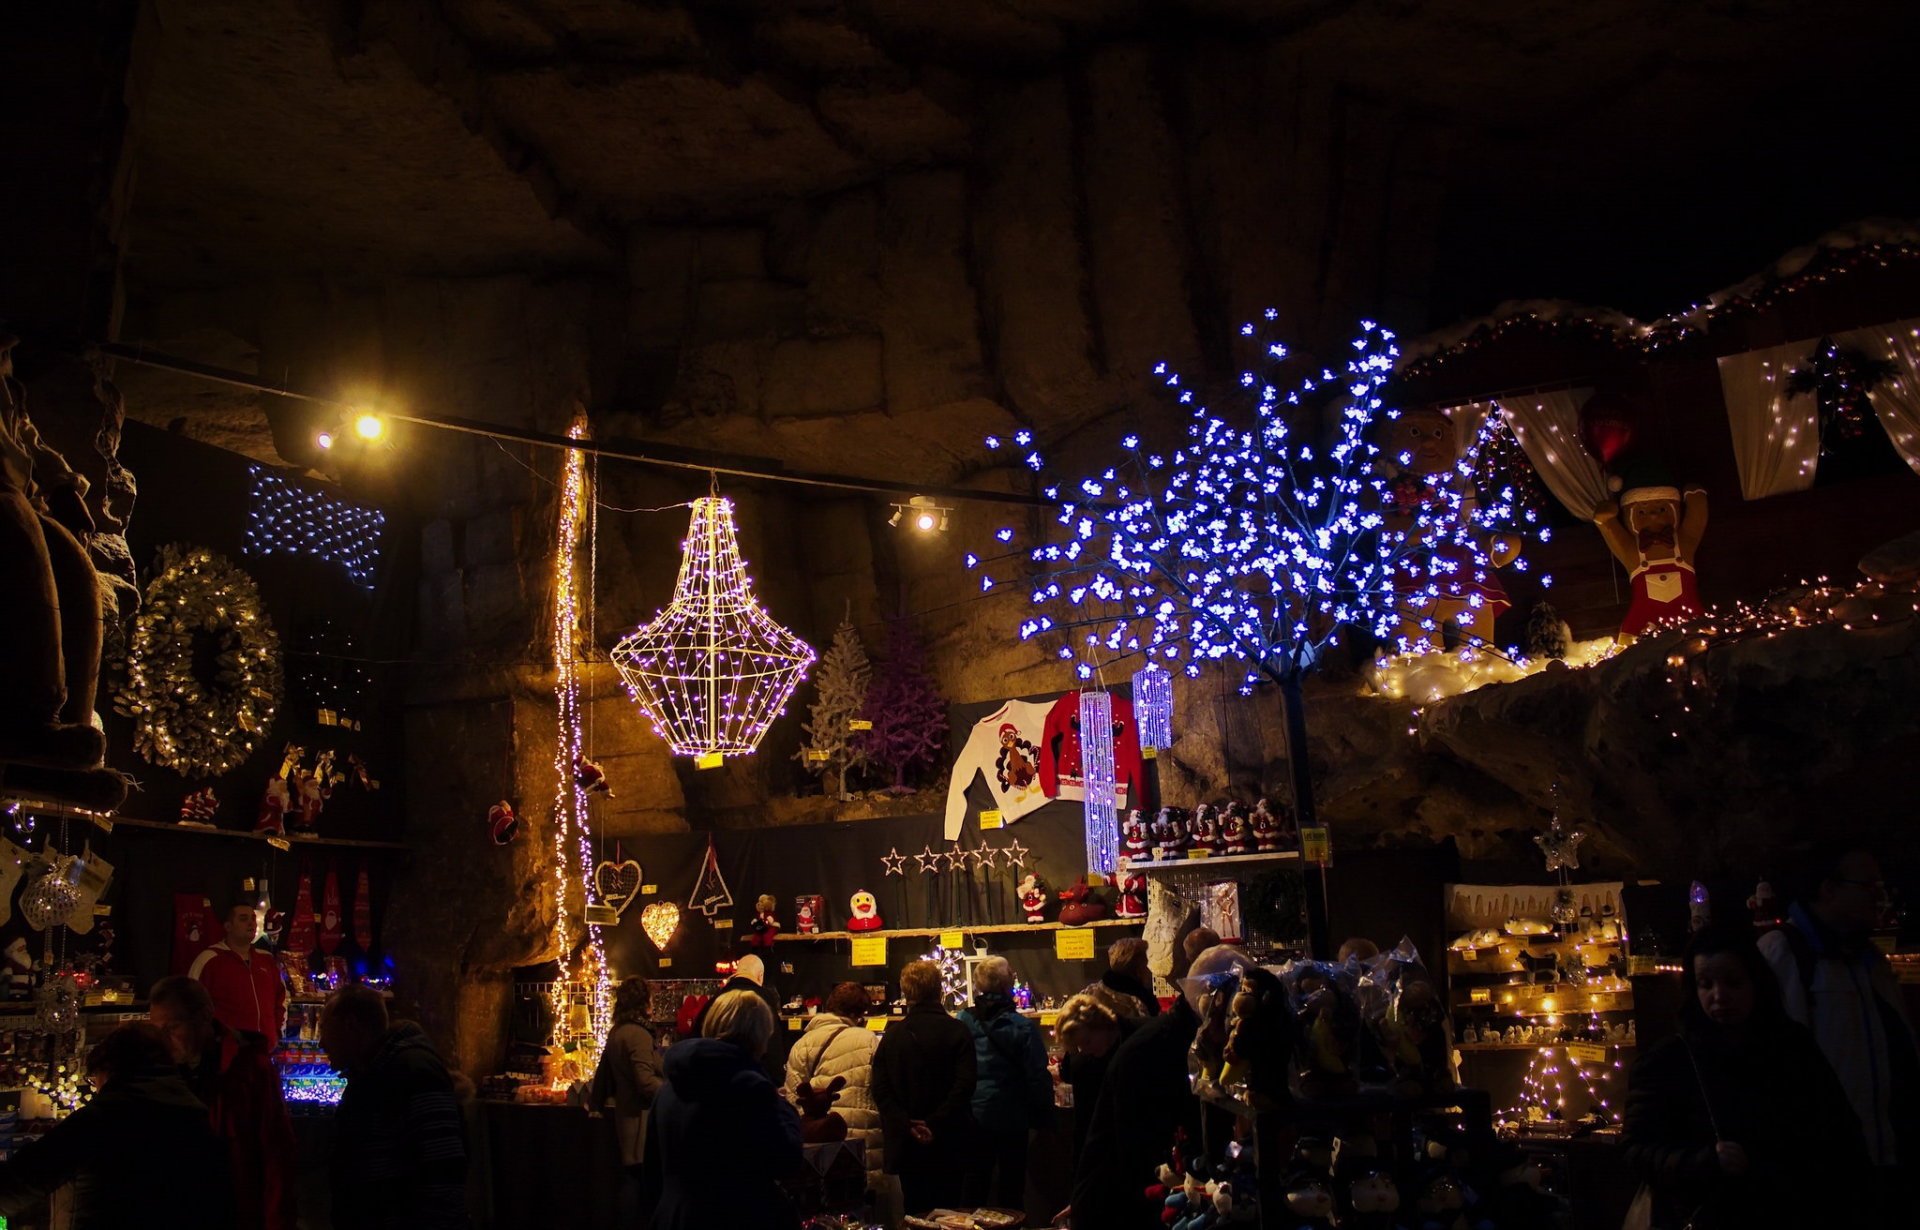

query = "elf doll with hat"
[1592, 457, 1707, 642]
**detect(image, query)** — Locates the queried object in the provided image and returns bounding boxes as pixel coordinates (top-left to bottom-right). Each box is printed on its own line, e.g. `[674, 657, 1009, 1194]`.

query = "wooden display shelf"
[1457, 1041, 1636, 1052]
[1127, 849, 1301, 871]
[775, 917, 1144, 943]
[87, 814, 409, 851]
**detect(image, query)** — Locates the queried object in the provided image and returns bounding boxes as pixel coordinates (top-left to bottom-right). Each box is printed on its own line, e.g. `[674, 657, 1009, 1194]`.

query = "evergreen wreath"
[115, 544, 283, 778]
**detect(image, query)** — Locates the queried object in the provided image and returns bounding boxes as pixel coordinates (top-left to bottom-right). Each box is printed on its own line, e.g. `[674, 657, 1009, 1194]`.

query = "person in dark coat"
[149, 975, 298, 1230]
[1070, 945, 1248, 1230]
[1055, 991, 1136, 1161]
[872, 958, 978, 1215]
[592, 976, 664, 1227]
[690, 953, 788, 1083]
[1624, 924, 1869, 1230]
[1077, 936, 1161, 1020]
[0, 1023, 235, 1229]
[642, 989, 803, 1230]
[321, 986, 469, 1229]
[957, 956, 1052, 1210]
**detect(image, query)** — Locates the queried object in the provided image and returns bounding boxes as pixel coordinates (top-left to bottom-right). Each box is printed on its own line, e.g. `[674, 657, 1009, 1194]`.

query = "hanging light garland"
[611, 495, 815, 759]
[1131, 663, 1173, 750]
[1079, 690, 1119, 877]
[243, 465, 386, 588]
[547, 416, 610, 1069]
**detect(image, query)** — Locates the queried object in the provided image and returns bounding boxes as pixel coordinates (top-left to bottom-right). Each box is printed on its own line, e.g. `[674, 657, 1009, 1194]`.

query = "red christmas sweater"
[1038, 693, 1144, 807]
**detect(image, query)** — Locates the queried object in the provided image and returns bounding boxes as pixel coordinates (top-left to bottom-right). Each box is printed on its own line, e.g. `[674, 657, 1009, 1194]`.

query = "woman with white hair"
[641, 989, 803, 1230]
[956, 955, 1050, 1211]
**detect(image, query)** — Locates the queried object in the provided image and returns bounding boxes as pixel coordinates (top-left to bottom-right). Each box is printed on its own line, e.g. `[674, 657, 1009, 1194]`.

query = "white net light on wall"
[611, 496, 816, 758]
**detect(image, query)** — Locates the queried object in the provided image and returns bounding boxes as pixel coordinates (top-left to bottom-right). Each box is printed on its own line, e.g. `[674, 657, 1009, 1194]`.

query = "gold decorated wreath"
[115, 544, 283, 778]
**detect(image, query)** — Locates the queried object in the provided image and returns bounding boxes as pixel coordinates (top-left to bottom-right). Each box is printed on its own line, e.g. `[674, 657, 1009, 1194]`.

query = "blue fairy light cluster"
[966, 316, 1541, 692]
[245, 466, 386, 588]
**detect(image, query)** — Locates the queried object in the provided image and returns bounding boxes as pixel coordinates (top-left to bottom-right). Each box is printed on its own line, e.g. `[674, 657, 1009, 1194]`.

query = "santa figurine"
[1116, 857, 1147, 918]
[1018, 874, 1049, 924]
[1222, 802, 1254, 856]
[847, 890, 883, 933]
[794, 895, 823, 935]
[1121, 810, 1152, 861]
[1251, 798, 1294, 853]
[256, 745, 300, 835]
[1152, 807, 1188, 861]
[745, 894, 779, 950]
[1593, 471, 1707, 643]
[1188, 803, 1223, 855]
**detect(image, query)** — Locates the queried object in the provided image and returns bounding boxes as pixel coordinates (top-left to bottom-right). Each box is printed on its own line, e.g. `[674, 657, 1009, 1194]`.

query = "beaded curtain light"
[1079, 690, 1120, 876]
[243, 465, 386, 588]
[1131, 662, 1173, 749]
[611, 496, 815, 758]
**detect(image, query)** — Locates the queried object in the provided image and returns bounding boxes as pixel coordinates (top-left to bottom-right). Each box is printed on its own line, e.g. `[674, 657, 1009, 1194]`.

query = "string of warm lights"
[610, 496, 815, 759]
[243, 465, 386, 587]
[548, 417, 610, 1068]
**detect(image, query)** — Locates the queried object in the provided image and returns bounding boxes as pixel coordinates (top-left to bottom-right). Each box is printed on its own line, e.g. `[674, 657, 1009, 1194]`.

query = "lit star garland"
[548, 416, 610, 1069]
[1080, 690, 1119, 876]
[244, 465, 386, 587]
[611, 496, 815, 758]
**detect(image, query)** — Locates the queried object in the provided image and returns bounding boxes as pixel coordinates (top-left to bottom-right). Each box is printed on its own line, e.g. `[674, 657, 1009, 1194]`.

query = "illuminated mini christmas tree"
[794, 609, 872, 798]
[859, 616, 949, 794]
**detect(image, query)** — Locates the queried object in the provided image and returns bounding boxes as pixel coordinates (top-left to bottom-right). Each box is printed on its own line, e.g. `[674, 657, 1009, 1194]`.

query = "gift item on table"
[1201, 880, 1242, 944]
[1279, 959, 1363, 1100]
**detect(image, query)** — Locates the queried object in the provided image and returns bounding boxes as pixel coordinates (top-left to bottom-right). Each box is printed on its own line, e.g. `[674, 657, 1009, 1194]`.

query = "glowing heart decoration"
[595, 859, 643, 918]
[640, 901, 681, 951]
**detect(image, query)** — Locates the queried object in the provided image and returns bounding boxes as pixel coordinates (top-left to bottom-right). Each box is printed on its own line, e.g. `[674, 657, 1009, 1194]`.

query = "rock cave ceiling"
[120, 0, 1920, 481]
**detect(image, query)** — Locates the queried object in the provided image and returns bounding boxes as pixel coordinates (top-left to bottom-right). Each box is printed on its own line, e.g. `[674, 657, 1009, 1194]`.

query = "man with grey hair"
[149, 975, 297, 1229]
[690, 952, 788, 1083]
[958, 955, 1050, 1210]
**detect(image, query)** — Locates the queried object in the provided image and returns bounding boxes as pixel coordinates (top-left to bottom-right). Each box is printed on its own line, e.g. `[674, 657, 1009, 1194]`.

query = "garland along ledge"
[115, 544, 284, 778]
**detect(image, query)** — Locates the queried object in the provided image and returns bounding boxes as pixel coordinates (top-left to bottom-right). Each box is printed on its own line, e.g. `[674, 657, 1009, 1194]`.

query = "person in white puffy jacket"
[784, 981, 886, 1206]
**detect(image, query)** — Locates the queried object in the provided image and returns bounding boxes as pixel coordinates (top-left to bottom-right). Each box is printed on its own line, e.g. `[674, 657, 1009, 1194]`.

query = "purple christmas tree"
[859, 617, 949, 793]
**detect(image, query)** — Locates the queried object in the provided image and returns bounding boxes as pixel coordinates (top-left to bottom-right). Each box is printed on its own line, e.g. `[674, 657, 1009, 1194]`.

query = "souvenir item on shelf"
[256, 747, 300, 834]
[1152, 806, 1189, 861]
[1503, 917, 1551, 937]
[1283, 1169, 1336, 1227]
[293, 749, 344, 831]
[794, 894, 823, 935]
[1281, 959, 1362, 1099]
[1187, 803, 1221, 855]
[1116, 856, 1147, 918]
[488, 799, 518, 845]
[1121, 810, 1152, 860]
[1018, 874, 1049, 924]
[1057, 878, 1109, 927]
[1593, 478, 1707, 642]
[745, 894, 779, 950]
[1202, 880, 1242, 944]
[1251, 798, 1294, 853]
[846, 890, 882, 932]
[1221, 802, 1254, 856]
[180, 787, 218, 824]
[1449, 928, 1501, 951]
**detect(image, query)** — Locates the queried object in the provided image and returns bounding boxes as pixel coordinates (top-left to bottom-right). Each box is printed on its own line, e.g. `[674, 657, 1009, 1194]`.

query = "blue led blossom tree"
[965, 316, 1529, 830]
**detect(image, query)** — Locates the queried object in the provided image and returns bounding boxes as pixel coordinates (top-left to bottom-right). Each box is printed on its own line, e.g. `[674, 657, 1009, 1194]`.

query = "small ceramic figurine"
[1116, 856, 1147, 918]
[846, 890, 882, 932]
[1152, 806, 1188, 861]
[1018, 873, 1049, 924]
[1188, 803, 1222, 854]
[1251, 797, 1295, 853]
[1222, 801, 1254, 855]
[1121, 809, 1152, 860]
[794, 894, 822, 935]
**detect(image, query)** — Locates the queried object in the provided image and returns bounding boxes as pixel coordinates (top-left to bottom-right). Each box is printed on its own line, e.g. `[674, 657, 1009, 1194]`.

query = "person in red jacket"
[150, 975, 299, 1230]
[189, 897, 288, 1040]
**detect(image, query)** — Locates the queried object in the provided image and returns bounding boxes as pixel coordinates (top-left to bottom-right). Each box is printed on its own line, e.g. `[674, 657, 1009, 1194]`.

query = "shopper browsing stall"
[149, 976, 298, 1230]
[1078, 936, 1160, 1020]
[592, 977, 664, 1227]
[188, 897, 288, 1041]
[784, 981, 886, 1207]
[873, 959, 977, 1215]
[1054, 992, 1133, 1161]
[958, 956, 1051, 1211]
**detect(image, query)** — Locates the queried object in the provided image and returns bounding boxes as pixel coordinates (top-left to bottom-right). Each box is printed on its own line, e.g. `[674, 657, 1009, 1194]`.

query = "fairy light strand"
[549, 417, 611, 1068]
[244, 465, 386, 588]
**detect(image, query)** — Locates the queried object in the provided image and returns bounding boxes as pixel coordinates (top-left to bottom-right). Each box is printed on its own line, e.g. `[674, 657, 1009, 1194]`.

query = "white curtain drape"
[1493, 389, 1609, 520]
[1717, 341, 1820, 499]
[1833, 317, 1920, 477]
[1445, 401, 1496, 455]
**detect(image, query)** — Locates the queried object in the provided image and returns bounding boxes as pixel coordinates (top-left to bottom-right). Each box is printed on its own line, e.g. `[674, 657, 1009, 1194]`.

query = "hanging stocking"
[319, 866, 344, 955]
[353, 863, 373, 952]
[288, 870, 316, 958]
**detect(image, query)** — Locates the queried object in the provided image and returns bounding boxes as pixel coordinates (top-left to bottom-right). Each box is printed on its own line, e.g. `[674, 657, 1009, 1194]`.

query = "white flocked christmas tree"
[794, 608, 872, 798]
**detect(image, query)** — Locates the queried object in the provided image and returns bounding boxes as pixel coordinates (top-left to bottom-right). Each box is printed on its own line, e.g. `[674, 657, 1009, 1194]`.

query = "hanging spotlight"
[353, 413, 385, 441]
[315, 430, 335, 450]
[889, 495, 951, 534]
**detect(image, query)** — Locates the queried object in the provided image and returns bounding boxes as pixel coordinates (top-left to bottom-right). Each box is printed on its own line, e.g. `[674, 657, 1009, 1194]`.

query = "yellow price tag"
[866, 1016, 888, 1032]
[1301, 825, 1331, 865]
[1460, 946, 1478, 961]
[89, 815, 114, 833]
[804, 750, 831, 763]
[978, 809, 1003, 830]
[850, 935, 887, 966]
[1040, 1011, 1059, 1027]
[695, 751, 724, 770]
[1141, 745, 1158, 760]
[1470, 987, 1491, 1004]
[788, 1017, 803, 1031]
[1566, 1042, 1608, 1065]
[848, 719, 873, 731]
[658, 958, 672, 969]
[1055, 928, 1096, 960]
[641, 884, 657, 896]
[714, 919, 733, 930]
[939, 930, 965, 951]
[1185, 848, 1211, 860]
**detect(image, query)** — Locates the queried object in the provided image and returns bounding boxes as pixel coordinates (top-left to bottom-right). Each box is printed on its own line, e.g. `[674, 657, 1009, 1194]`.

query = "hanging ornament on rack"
[611, 495, 816, 760]
[1131, 663, 1174, 751]
[688, 837, 734, 918]
[1079, 690, 1120, 876]
[1534, 817, 1586, 875]
[20, 851, 84, 931]
[594, 850, 643, 919]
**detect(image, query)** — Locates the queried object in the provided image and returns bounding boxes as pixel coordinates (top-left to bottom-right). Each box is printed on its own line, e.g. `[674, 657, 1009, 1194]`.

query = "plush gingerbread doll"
[1593, 481, 1708, 641]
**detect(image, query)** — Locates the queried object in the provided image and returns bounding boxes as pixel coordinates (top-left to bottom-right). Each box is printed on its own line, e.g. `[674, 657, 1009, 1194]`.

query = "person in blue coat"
[642, 990, 803, 1230]
[957, 956, 1052, 1211]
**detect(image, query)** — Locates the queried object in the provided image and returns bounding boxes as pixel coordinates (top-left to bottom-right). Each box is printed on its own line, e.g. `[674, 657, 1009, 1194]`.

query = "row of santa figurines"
[762, 872, 1152, 940]
[1123, 797, 1298, 863]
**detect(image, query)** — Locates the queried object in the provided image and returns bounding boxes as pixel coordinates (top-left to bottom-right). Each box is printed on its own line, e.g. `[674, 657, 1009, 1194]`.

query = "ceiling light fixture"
[889, 495, 951, 534]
